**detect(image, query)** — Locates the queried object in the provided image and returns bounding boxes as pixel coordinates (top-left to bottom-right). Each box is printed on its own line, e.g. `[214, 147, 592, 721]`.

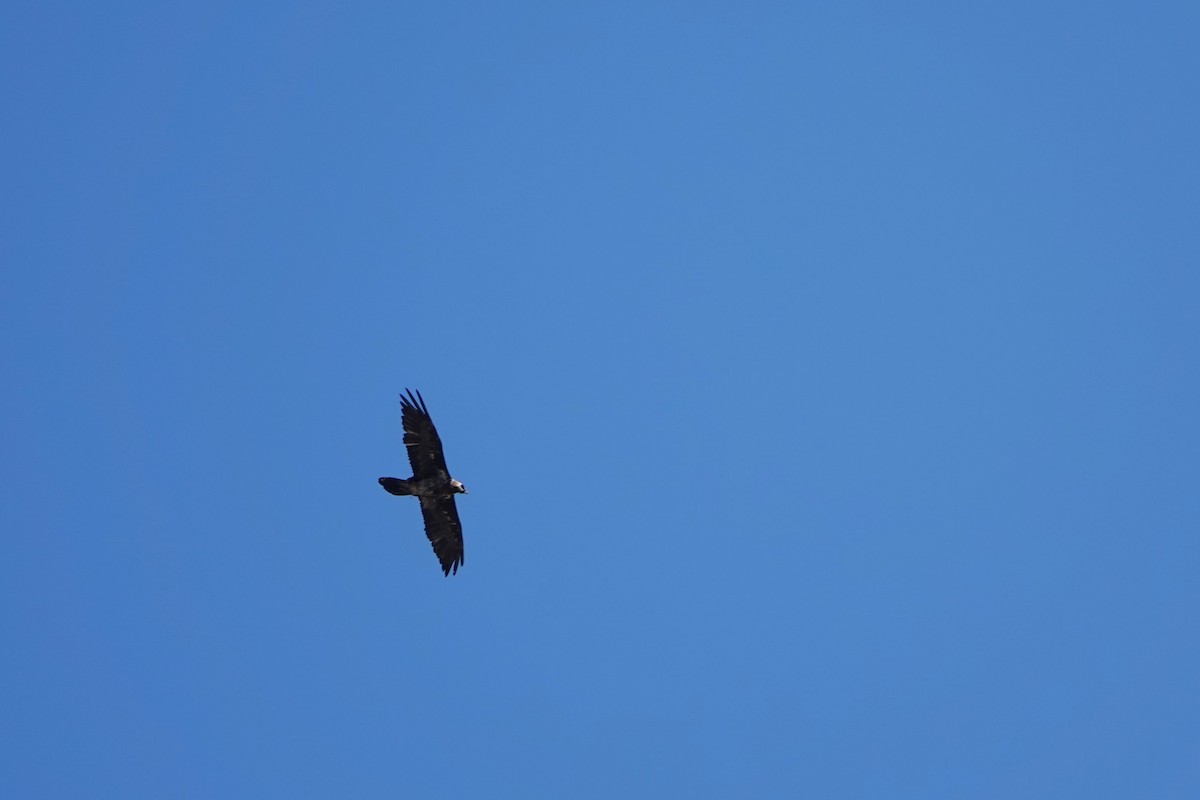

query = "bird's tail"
[379, 477, 413, 495]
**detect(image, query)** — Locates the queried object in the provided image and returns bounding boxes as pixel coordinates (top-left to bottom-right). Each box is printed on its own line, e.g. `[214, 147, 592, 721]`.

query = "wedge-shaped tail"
[378, 477, 413, 496]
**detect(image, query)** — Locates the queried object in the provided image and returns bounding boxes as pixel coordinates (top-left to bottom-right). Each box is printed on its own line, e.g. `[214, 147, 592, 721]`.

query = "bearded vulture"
[379, 389, 467, 576]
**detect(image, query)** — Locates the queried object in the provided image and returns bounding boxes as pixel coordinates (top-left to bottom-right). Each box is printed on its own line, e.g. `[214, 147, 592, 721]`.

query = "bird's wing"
[400, 388, 451, 480]
[418, 495, 464, 576]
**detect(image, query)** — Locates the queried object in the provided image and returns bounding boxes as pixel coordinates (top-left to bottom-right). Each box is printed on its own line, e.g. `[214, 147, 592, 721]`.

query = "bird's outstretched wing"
[418, 495, 464, 576]
[400, 388, 451, 480]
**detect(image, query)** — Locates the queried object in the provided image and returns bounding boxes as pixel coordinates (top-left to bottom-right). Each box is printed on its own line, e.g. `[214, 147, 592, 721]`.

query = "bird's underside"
[379, 476, 460, 498]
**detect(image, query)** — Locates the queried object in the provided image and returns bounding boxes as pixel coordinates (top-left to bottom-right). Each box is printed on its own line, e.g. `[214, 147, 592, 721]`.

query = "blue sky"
[3, 2, 1199, 797]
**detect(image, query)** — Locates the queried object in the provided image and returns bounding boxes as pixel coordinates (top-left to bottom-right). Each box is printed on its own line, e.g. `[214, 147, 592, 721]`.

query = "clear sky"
[3, 2, 1198, 797]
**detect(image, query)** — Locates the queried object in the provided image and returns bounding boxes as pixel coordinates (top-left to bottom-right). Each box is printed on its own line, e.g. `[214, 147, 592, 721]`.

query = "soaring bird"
[379, 389, 467, 576]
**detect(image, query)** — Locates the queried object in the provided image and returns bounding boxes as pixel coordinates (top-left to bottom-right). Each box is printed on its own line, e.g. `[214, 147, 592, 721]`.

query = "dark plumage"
[378, 389, 467, 576]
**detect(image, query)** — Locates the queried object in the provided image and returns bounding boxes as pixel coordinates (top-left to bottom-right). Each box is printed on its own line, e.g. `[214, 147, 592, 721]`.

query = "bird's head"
[451, 479, 468, 494]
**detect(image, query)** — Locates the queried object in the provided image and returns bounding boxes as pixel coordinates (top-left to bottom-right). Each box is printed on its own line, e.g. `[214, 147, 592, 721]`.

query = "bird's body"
[378, 389, 467, 576]
[379, 476, 465, 498]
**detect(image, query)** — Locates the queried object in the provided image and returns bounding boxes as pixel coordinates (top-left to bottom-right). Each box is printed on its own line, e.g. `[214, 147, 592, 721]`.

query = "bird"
[378, 389, 468, 576]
